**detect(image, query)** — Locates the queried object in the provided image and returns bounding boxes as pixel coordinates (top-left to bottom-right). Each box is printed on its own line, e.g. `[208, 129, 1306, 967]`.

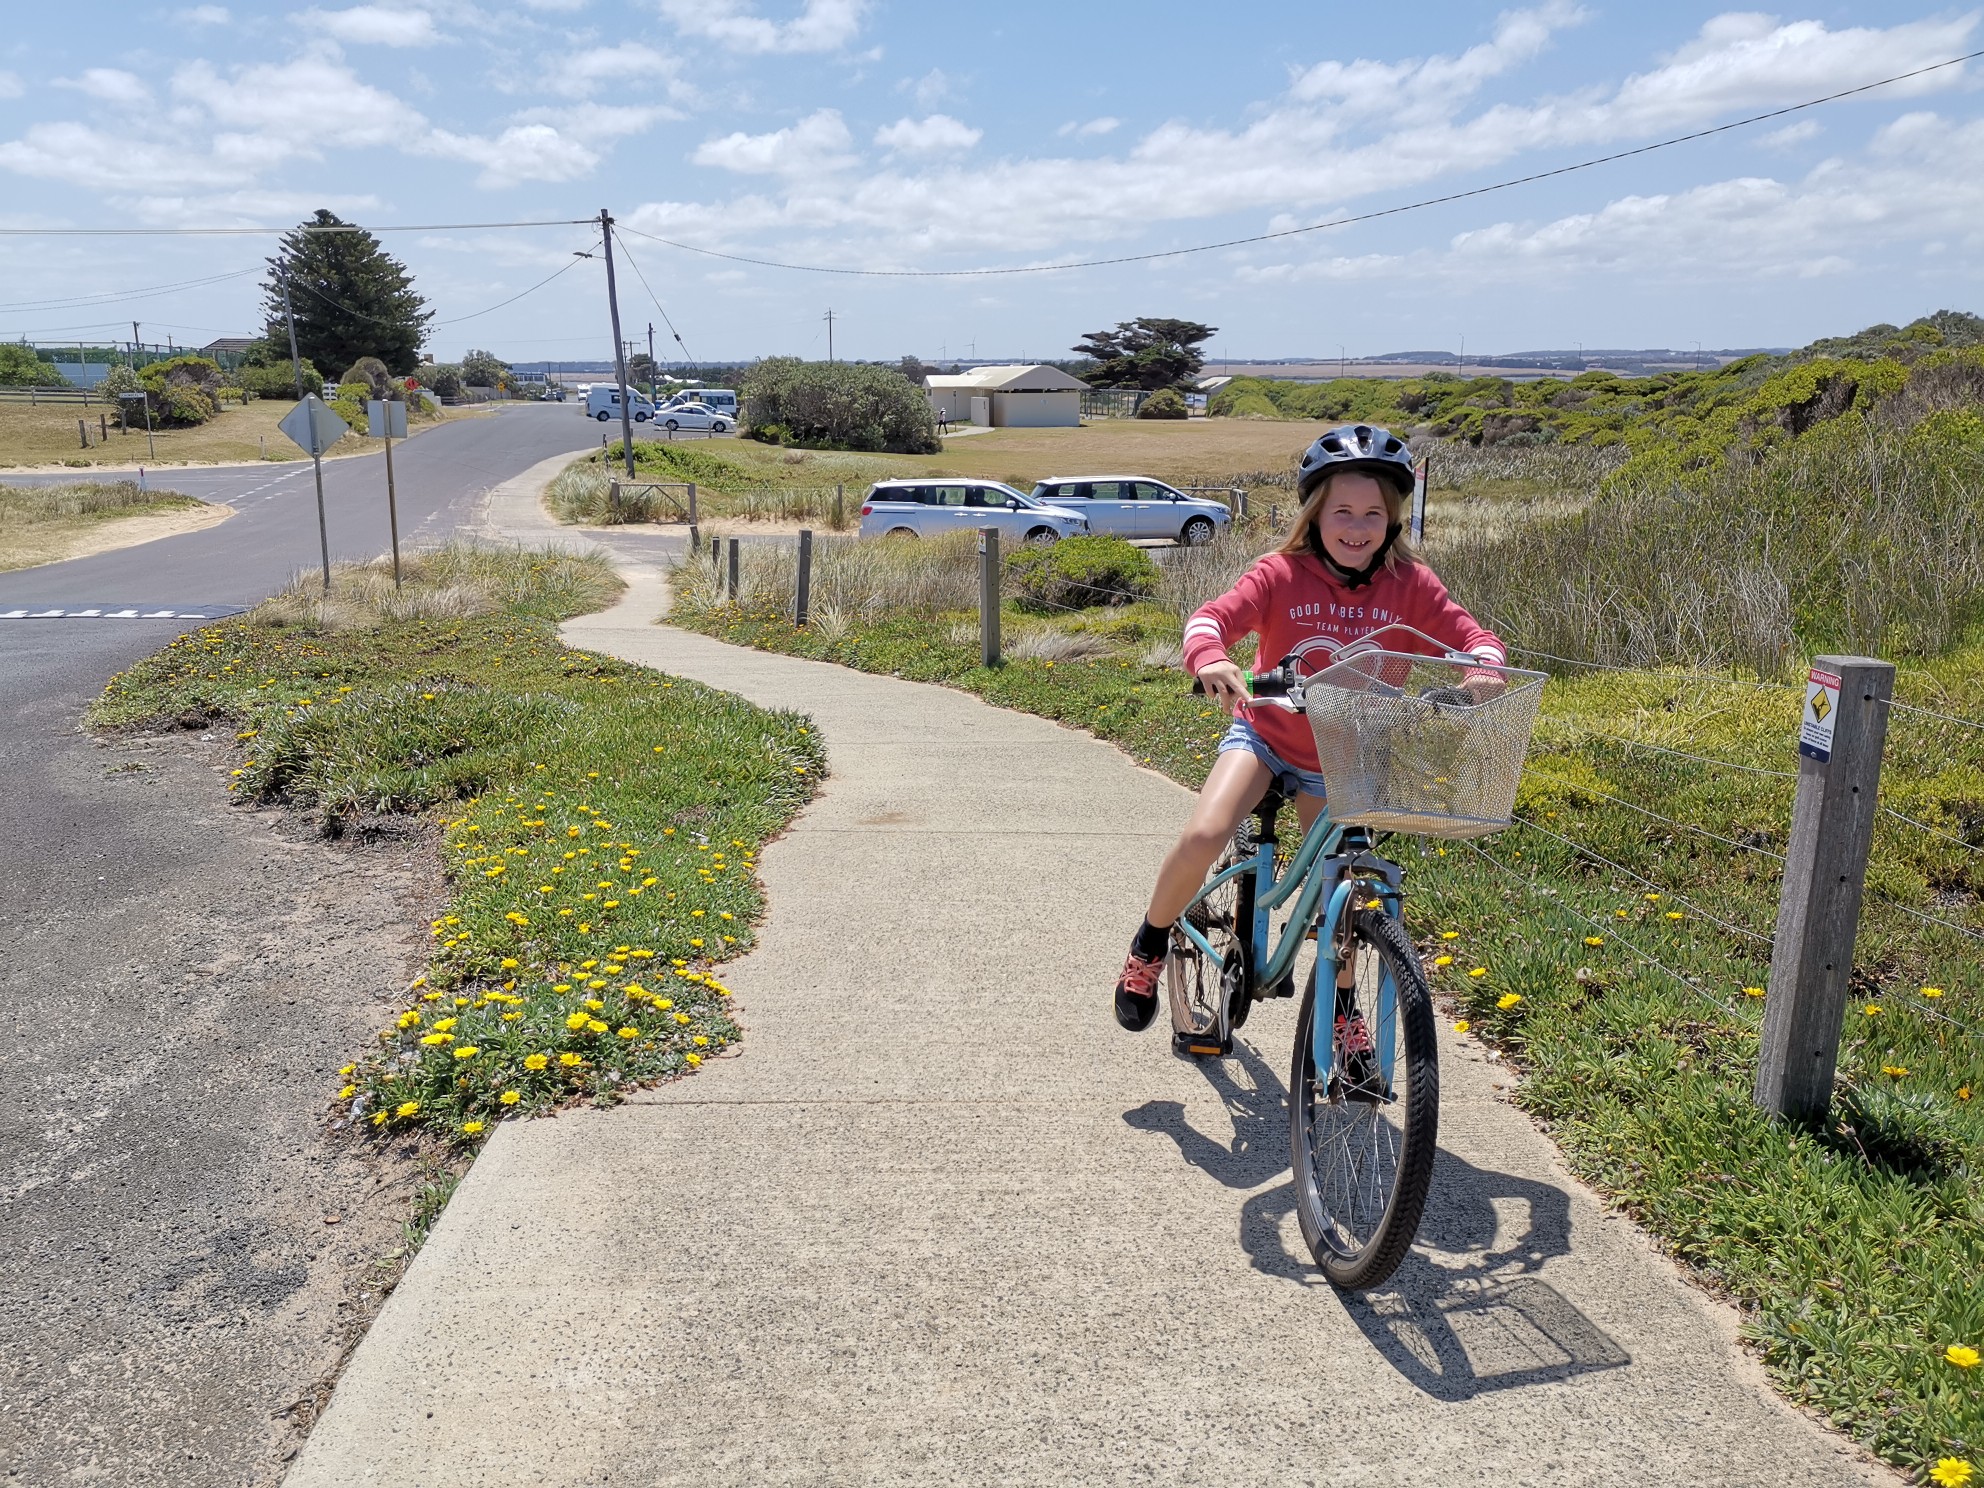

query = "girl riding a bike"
[1114, 423, 1505, 1031]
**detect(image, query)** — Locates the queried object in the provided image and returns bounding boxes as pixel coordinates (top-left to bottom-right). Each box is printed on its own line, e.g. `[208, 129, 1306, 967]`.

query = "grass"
[91, 544, 825, 1143]
[665, 533, 1984, 1482]
[0, 396, 491, 469]
[0, 480, 209, 571]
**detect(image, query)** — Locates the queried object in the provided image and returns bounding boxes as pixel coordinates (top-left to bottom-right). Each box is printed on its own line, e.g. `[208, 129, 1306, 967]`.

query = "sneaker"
[1114, 947, 1163, 1031]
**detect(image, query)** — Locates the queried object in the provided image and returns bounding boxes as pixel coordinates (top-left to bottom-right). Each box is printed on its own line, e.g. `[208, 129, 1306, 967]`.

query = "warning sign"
[1800, 666, 1841, 762]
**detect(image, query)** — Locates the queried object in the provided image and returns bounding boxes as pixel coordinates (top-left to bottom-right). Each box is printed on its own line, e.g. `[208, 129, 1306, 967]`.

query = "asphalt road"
[0, 405, 604, 1486]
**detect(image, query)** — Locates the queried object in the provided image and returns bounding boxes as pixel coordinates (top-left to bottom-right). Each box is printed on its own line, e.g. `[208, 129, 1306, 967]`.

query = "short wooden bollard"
[686, 482, 698, 527]
[709, 535, 720, 571]
[978, 526, 1000, 666]
[794, 529, 813, 627]
[726, 537, 740, 603]
[1754, 656, 1896, 1123]
[687, 522, 700, 554]
[833, 482, 844, 529]
[99, 413, 108, 443]
[78, 418, 88, 449]
[608, 480, 621, 519]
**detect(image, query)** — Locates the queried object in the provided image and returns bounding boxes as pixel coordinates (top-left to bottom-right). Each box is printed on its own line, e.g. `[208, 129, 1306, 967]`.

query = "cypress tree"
[261, 210, 432, 378]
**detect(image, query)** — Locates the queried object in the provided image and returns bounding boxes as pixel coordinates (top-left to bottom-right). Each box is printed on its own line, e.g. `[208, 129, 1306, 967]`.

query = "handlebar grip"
[1191, 668, 1291, 698]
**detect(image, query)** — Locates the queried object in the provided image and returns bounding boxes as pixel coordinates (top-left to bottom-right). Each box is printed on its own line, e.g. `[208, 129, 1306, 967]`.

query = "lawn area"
[0, 480, 224, 572]
[90, 545, 824, 1142]
[0, 396, 493, 469]
[665, 534, 1984, 1483]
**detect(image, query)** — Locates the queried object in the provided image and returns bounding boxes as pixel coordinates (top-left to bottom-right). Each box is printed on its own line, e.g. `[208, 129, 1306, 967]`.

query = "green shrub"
[422, 363, 464, 399]
[739, 357, 939, 454]
[1135, 387, 1188, 420]
[1005, 535, 1159, 612]
[330, 382, 370, 435]
[0, 344, 69, 388]
[237, 361, 324, 398]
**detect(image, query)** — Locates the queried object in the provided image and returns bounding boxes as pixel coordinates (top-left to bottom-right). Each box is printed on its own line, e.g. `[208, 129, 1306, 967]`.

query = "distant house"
[925, 364, 1084, 428]
[200, 337, 259, 359]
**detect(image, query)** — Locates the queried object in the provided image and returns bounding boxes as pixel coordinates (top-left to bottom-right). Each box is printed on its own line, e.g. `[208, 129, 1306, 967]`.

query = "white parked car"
[661, 387, 738, 417]
[859, 480, 1088, 543]
[657, 402, 731, 433]
[1027, 475, 1232, 545]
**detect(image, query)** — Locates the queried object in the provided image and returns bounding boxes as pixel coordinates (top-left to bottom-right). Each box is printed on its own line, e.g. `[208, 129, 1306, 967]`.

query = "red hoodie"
[1181, 550, 1505, 771]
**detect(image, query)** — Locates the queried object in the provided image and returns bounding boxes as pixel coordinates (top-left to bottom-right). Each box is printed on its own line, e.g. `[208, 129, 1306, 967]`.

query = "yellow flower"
[500, 957, 519, 969]
[1744, 986, 1766, 998]
[462, 1121, 485, 1135]
[1434, 955, 1454, 967]
[685, 1053, 702, 1067]
[617, 1026, 640, 1039]
[1863, 1003, 1883, 1016]
[395, 1100, 421, 1118]
[433, 1017, 458, 1032]
[1665, 910, 1683, 921]
[1468, 967, 1487, 978]
[693, 1035, 709, 1046]
[566, 1012, 590, 1031]
[1929, 1459, 1974, 1488]
[1947, 1344, 1981, 1368]
[453, 1045, 479, 1059]
[1921, 986, 1946, 998]
[1496, 993, 1523, 1010]
[337, 1084, 357, 1100]
[524, 1053, 549, 1071]
[1440, 931, 1459, 940]
[674, 1011, 692, 1025]
[499, 1090, 521, 1105]
[1452, 1020, 1471, 1034]
[655, 997, 673, 1010]
[397, 1010, 422, 1029]
[420, 1032, 453, 1046]
[585, 997, 605, 1010]
[586, 1019, 609, 1034]
[1643, 893, 1661, 902]
[559, 1052, 584, 1067]
[1583, 936, 1604, 947]
[1881, 1065, 1909, 1078]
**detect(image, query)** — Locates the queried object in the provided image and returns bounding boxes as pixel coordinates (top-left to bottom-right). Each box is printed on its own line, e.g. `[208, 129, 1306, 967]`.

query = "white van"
[586, 385, 652, 422]
[663, 387, 737, 417]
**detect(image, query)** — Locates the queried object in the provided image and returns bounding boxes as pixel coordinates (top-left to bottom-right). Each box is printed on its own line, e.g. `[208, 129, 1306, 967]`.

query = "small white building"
[925, 364, 1085, 428]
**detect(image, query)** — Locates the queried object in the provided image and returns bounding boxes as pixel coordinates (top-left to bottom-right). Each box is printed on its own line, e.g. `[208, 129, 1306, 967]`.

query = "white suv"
[1027, 475, 1231, 545]
[858, 480, 1088, 543]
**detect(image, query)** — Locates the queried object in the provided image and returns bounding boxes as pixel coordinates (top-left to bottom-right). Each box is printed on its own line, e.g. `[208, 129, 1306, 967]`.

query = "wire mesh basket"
[1304, 646, 1546, 839]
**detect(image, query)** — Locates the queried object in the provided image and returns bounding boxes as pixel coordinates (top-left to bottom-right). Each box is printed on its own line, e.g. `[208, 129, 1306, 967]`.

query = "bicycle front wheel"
[1289, 905, 1438, 1289]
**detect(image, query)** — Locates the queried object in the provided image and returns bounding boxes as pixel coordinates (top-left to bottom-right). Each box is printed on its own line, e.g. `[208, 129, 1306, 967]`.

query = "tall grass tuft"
[255, 544, 622, 632]
[671, 531, 980, 621]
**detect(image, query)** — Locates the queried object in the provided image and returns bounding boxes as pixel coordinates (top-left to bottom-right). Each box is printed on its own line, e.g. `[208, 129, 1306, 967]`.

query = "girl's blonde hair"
[1274, 468, 1420, 570]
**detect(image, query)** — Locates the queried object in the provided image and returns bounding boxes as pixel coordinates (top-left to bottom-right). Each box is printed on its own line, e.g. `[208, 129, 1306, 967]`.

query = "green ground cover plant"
[667, 530, 1983, 1481]
[92, 545, 823, 1145]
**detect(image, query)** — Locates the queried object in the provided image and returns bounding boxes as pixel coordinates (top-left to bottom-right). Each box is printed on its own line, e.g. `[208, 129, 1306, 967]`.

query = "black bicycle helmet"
[1296, 423, 1416, 499]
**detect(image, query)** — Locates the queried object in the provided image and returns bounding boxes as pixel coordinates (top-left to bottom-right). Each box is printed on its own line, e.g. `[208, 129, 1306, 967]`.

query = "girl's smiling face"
[1314, 472, 1394, 570]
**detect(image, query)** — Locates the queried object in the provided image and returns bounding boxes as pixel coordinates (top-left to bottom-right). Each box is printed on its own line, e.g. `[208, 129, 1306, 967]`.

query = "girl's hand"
[1196, 660, 1252, 717]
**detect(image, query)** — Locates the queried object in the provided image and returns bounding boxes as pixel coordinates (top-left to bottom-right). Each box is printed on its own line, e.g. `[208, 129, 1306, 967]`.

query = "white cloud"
[694, 108, 855, 174]
[0, 122, 253, 192]
[422, 125, 598, 187]
[178, 5, 230, 22]
[0, 72, 20, 100]
[515, 102, 676, 136]
[544, 42, 678, 98]
[305, 6, 441, 46]
[1057, 117, 1118, 138]
[128, 189, 381, 228]
[57, 69, 153, 105]
[659, 0, 867, 55]
[1760, 119, 1821, 149]
[174, 56, 427, 149]
[874, 114, 980, 156]
[1290, 0, 1583, 116]
[901, 67, 951, 108]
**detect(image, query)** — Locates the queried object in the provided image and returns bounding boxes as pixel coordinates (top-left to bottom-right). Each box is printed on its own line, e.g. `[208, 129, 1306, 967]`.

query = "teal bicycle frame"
[1171, 800, 1406, 1088]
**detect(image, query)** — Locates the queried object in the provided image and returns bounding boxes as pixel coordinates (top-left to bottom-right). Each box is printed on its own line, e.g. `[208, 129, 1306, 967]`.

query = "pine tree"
[261, 210, 432, 378]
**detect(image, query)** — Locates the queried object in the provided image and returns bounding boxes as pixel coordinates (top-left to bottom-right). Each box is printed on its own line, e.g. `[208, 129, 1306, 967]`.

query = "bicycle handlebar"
[1190, 665, 1295, 698]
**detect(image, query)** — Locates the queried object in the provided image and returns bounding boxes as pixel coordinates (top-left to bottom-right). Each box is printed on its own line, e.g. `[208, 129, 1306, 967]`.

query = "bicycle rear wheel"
[1289, 905, 1438, 1289]
[1165, 830, 1254, 1055]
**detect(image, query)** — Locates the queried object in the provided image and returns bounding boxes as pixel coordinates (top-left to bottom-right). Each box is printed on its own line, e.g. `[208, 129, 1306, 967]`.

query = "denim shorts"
[1216, 717, 1330, 799]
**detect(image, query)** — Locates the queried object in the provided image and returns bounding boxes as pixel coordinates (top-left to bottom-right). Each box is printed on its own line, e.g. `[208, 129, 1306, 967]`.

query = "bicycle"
[1166, 627, 1545, 1290]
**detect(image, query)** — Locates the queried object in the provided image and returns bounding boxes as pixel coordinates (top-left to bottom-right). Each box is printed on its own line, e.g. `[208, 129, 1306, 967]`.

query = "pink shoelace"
[1118, 951, 1163, 998]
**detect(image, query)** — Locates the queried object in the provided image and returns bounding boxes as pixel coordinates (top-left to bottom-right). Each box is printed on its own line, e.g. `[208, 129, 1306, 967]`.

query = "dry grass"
[0, 480, 208, 571]
[252, 543, 622, 632]
[0, 397, 491, 470]
[672, 530, 983, 622]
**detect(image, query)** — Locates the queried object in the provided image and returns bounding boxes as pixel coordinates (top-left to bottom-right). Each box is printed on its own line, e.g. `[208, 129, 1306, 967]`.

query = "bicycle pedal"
[1171, 1027, 1232, 1059]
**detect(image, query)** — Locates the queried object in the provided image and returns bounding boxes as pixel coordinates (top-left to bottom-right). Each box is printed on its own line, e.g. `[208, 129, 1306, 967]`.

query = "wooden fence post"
[688, 522, 700, 553]
[834, 482, 845, 529]
[726, 537, 740, 604]
[979, 527, 1000, 667]
[78, 418, 88, 449]
[1754, 657, 1896, 1123]
[795, 529, 813, 627]
[686, 482, 698, 527]
[1232, 487, 1248, 520]
[99, 413, 108, 443]
[709, 535, 720, 570]
[608, 480, 621, 520]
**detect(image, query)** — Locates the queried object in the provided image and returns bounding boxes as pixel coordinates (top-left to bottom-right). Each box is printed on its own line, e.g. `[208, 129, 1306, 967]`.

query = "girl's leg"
[1144, 750, 1274, 928]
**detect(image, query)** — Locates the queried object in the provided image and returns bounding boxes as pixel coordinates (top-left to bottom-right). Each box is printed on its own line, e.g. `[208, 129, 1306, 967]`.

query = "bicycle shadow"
[1122, 1036, 1632, 1401]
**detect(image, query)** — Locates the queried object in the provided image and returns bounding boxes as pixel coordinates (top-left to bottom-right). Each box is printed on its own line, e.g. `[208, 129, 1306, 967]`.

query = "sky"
[0, 1, 1980, 364]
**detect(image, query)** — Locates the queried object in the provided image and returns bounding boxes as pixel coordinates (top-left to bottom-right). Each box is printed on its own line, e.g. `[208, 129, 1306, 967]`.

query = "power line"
[284, 237, 599, 330]
[0, 265, 260, 313]
[0, 217, 595, 238]
[612, 49, 1984, 278]
[607, 229, 697, 365]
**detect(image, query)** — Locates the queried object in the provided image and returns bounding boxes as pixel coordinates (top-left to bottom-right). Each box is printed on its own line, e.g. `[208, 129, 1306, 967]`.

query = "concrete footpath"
[287, 472, 1893, 1486]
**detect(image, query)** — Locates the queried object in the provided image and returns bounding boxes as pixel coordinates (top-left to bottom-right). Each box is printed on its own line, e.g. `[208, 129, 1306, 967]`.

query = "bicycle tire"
[1167, 830, 1254, 1051]
[1289, 905, 1438, 1289]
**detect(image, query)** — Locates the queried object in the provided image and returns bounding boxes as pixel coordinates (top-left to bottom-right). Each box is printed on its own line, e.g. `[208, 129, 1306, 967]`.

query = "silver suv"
[1027, 476, 1231, 545]
[858, 480, 1088, 543]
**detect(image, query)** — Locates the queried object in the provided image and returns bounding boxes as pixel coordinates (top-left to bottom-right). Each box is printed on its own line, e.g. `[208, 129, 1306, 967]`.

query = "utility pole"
[1458, 334, 1466, 377]
[824, 308, 836, 363]
[131, 322, 140, 369]
[598, 207, 636, 479]
[647, 322, 656, 382]
[281, 264, 330, 592]
[1338, 343, 1346, 379]
[279, 269, 305, 399]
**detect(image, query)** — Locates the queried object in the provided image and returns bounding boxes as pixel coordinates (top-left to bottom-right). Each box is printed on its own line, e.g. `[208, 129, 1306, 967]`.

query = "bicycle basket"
[1304, 648, 1546, 839]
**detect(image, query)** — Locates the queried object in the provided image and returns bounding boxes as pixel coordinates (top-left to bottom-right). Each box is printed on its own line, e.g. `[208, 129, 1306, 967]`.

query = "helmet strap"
[1309, 521, 1401, 589]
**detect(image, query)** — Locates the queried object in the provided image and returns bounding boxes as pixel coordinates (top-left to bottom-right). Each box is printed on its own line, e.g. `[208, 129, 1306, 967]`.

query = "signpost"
[279, 394, 350, 591]
[368, 399, 409, 591]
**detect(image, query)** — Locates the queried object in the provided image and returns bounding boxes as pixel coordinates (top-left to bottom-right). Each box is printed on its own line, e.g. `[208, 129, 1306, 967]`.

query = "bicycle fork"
[1313, 865, 1404, 1103]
